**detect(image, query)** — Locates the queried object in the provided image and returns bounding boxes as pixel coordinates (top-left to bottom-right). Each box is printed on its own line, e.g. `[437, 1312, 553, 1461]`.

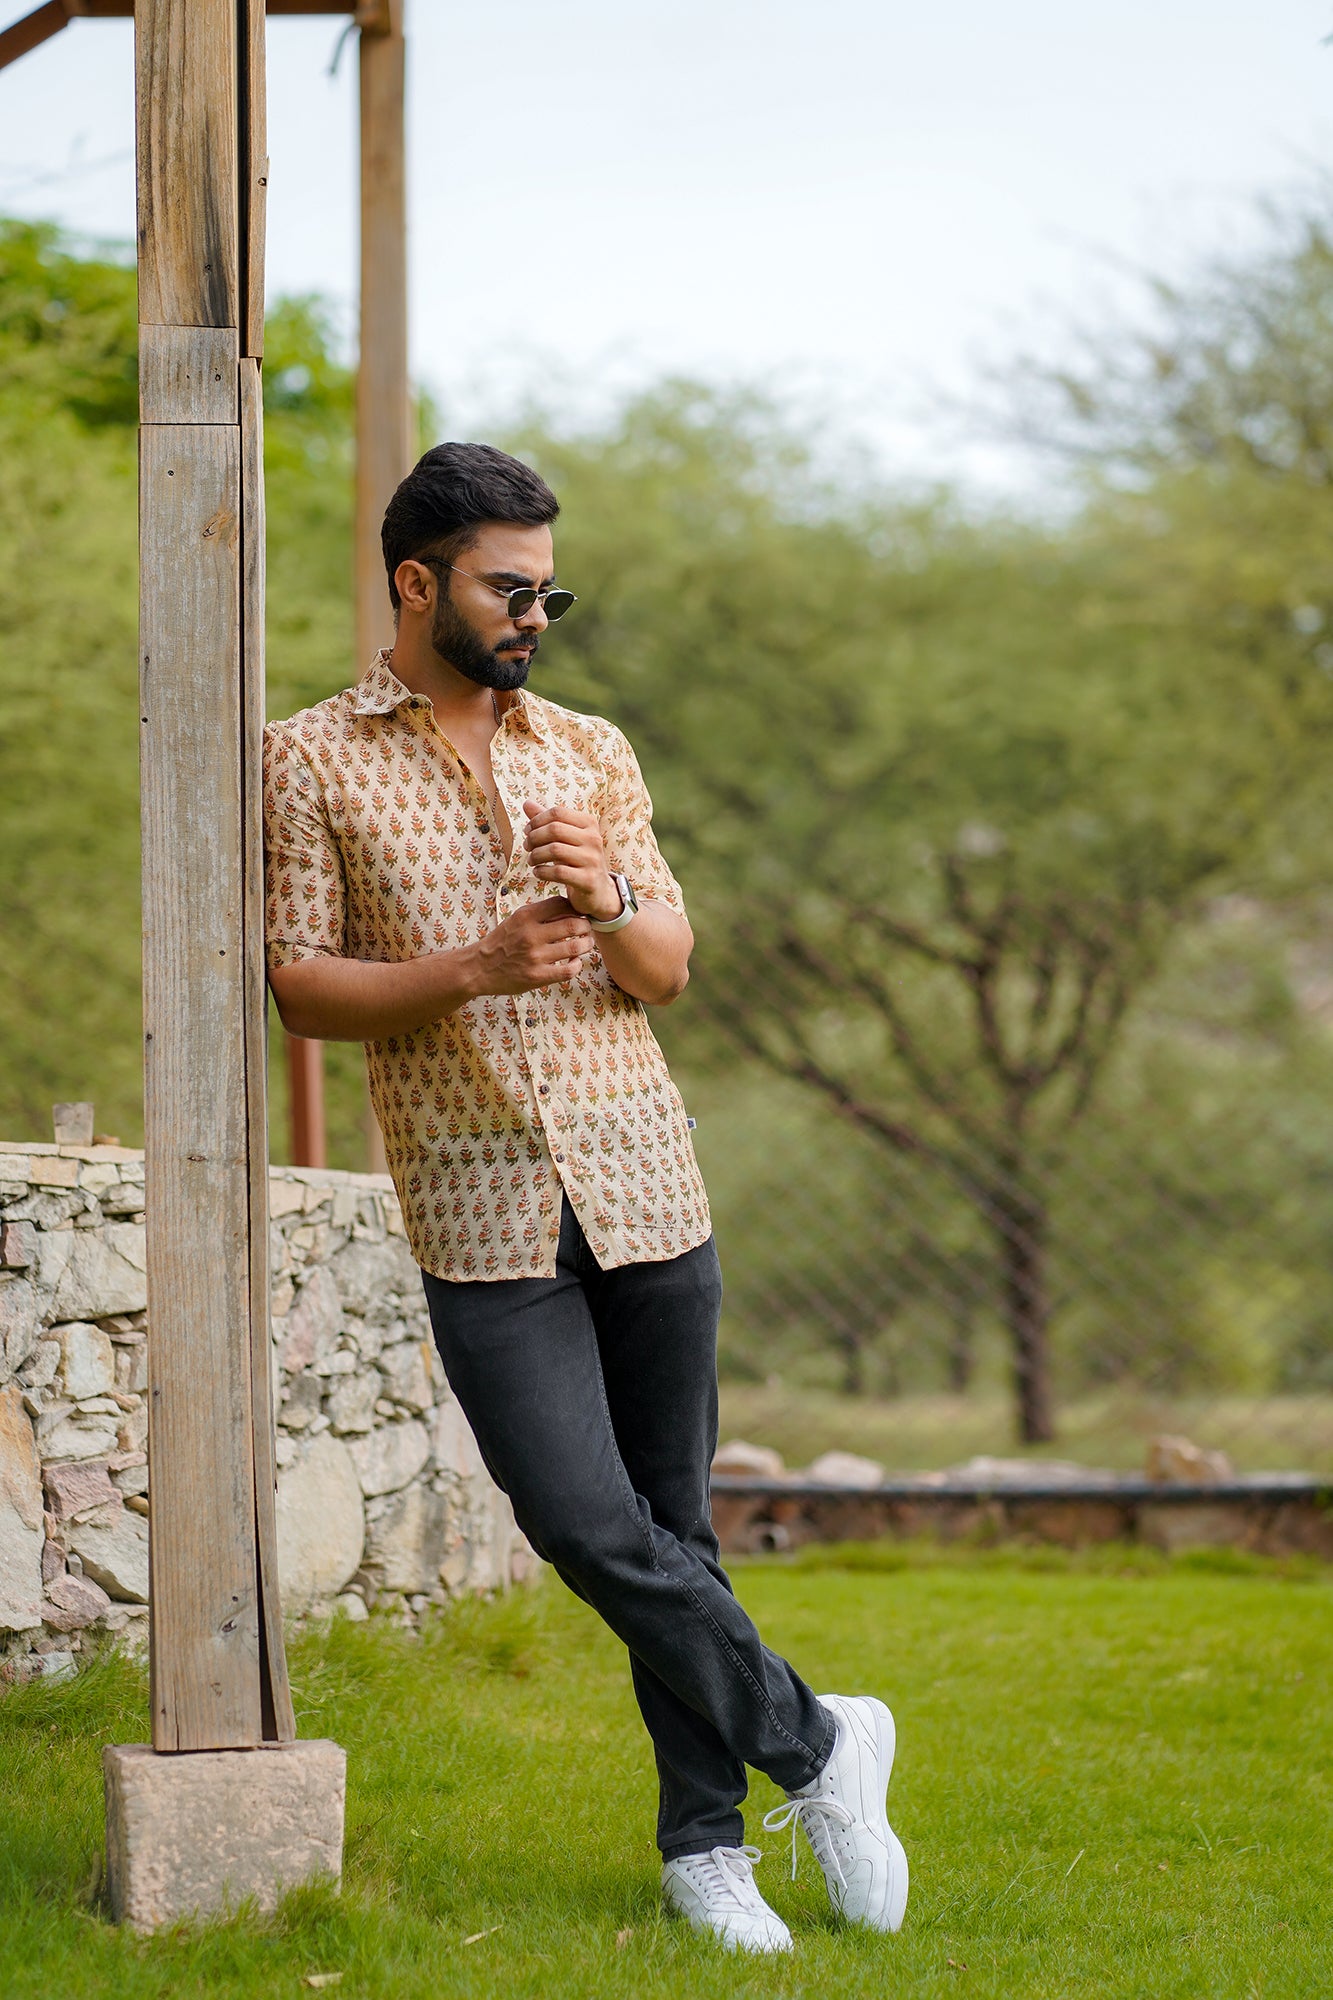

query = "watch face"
[621, 876, 639, 913]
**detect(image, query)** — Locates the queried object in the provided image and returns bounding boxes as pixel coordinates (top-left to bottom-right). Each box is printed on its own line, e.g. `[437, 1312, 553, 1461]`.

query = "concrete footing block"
[103, 1740, 346, 1932]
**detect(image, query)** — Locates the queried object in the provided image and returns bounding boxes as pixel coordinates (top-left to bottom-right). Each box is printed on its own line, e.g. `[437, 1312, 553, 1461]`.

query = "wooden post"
[357, 0, 410, 1174]
[287, 1034, 328, 1170]
[281, 0, 409, 1174]
[135, 0, 292, 1751]
[356, 0, 412, 672]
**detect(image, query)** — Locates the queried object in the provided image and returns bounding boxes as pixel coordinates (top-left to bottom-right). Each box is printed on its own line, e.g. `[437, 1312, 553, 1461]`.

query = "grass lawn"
[1, 1548, 1327, 1999]
[716, 1382, 1333, 1477]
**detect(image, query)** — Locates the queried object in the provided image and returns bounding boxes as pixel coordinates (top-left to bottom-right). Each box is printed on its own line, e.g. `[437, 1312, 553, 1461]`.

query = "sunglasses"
[427, 560, 578, 623]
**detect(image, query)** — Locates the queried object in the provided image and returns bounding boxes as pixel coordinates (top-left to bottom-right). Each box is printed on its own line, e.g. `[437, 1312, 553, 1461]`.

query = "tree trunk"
[946, 1316, 975, 1394]
[836, 1327, 867, 1397]
[990, 1179, 1056, 1443]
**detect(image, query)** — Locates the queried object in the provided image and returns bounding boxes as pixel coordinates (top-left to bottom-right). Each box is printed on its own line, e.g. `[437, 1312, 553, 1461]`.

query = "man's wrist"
[582, 872, 625, 924]
[445, 940, 487, 1003]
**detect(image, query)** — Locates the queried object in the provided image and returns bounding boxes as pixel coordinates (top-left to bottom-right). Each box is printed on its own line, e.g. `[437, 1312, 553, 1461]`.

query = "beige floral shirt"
[263, 652, 711, 1280]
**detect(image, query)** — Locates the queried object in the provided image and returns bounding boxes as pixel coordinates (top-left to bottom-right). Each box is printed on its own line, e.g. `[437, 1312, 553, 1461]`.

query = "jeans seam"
[587, 1335, 824, 1774]
[583, 1311, 821, 1772]
[674, 1570, 825, 1765]
[587, 1320, 664, 1567]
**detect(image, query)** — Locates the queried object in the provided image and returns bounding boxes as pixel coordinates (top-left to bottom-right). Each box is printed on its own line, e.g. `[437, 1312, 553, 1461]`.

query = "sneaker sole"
[820, 1693, 909, 1933]
[662, 1903, 794, 1955]
[661, 1876, 794, 1954]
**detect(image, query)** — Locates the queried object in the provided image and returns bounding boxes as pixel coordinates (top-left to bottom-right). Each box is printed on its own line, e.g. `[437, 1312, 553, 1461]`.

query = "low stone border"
[709, 1473, 1333, 1558]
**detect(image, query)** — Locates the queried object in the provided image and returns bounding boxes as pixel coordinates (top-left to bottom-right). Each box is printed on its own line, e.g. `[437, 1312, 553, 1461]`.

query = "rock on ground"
[1146, 1434, 1235, 1484]
[803, 1449, 885, 1488]
[712, 1438, 786, 1478]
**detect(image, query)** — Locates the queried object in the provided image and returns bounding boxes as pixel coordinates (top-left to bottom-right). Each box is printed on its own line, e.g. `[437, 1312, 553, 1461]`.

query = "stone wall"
[0, 1139, 532, 1683]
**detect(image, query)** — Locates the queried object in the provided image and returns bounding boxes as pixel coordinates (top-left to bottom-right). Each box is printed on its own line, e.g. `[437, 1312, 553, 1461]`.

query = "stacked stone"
[0, 1140, 532, 1685]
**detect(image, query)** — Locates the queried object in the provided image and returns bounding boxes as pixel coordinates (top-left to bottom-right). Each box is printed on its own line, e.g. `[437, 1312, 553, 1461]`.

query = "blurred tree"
[527, 379, 1333, 1441]
[5, 213, 1333, 1455]
[0, 217, 137, 425]
[0, 224, 364, 1157]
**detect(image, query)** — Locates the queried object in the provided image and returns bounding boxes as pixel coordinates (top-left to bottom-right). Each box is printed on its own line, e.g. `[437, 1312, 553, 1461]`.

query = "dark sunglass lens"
[506, 587, 539, 616]
[541, 590, 577, 622]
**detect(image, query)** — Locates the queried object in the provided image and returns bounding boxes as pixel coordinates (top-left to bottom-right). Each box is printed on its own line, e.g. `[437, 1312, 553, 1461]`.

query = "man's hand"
[474, 894, 593, 994]
[523, 800, 623, 922]
[269, 895, 594, 1041]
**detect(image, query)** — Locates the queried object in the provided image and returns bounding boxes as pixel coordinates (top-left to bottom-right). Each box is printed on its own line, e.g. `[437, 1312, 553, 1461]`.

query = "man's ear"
[395, 558, 436, 615]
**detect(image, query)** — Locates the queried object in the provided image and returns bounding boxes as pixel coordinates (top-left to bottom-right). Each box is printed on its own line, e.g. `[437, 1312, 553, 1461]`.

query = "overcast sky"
[2, 1, 1331, 488]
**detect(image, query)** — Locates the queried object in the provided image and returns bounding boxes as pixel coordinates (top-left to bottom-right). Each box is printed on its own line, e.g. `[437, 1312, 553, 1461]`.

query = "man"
[263, 442, 908, 1953]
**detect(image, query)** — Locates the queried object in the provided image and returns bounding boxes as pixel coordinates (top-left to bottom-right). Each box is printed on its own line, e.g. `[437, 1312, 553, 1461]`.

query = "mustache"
[497, 635, 540, 658]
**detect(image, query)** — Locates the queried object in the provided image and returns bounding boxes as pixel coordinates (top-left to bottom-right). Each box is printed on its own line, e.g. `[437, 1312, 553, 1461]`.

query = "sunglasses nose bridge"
[510, 590, 548, 629]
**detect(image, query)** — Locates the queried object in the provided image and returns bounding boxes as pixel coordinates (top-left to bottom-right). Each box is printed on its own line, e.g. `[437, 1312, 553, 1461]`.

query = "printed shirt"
[262, 651, 711, 1280]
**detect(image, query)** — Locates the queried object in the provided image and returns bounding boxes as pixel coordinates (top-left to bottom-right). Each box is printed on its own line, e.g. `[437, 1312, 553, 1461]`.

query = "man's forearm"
[268, 899, 690, 1040]
[596, 902, 692, 1006]
[268, 947, 482, 1042]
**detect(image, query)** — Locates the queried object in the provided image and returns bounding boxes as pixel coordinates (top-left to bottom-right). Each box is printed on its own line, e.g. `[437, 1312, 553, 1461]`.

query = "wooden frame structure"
[2, 0, 406, 1175]
[1, 0, 410, 1775]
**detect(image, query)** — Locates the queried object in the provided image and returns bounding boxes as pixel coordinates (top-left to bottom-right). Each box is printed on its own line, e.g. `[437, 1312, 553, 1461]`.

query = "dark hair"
[380, 442, 559, 611]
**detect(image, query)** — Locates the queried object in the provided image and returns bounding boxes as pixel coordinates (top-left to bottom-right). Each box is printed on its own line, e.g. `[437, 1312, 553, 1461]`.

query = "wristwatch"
[589, 873, 639, 933]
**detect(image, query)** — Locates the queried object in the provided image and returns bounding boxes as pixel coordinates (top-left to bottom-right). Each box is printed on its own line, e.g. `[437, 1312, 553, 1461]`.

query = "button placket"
[270, 665, 711, 1283]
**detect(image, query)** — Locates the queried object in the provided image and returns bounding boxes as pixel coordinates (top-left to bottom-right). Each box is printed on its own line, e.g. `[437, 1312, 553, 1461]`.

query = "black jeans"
[421, 1199, 833, 1858]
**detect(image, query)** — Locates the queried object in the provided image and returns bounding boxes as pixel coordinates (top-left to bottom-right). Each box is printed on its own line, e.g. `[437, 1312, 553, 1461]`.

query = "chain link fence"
[663, 908, 1333, 1479]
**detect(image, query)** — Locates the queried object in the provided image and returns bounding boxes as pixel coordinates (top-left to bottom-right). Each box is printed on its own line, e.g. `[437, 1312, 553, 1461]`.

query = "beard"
[430, 592, 539, 690]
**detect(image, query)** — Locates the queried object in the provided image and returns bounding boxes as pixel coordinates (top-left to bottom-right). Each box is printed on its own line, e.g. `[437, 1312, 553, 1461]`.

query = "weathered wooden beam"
[140, 415, 262, 1749]
[138, 325, 238, 424]
[0, 1, 71, 70]
[355, 0, 411, 672]
[136, 0, 291, 1752]
[0, 0, 361, 72]
[136, 0, 238, 329]
[240, 0, 269, 360]
[240, 356, 295, 1742]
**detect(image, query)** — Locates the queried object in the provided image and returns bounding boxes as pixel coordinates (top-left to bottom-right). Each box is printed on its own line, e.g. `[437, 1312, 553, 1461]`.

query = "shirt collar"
[350, 649, 548, 740]
[350, 650, 417, 715]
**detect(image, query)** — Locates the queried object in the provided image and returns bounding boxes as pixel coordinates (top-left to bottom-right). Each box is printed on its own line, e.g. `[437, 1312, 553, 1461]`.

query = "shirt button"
[525, 1016, 538, 1027]
[539, 1084, 550, 1096]
[555, 1152, 565, 1164]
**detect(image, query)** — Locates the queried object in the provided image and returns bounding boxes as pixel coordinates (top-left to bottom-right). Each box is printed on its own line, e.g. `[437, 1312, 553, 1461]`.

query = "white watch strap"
[589, 874, 637, 932]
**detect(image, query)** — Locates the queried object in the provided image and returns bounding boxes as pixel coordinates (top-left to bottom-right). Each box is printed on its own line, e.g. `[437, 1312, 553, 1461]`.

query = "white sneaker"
[763, 1693, 908, 1932]
[661, 1844, 794, 1953]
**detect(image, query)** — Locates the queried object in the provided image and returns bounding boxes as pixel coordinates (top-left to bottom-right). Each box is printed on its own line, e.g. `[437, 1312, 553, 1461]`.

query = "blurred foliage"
[521, 353, 1333, 1432]
[2, 207, 1332, 1447]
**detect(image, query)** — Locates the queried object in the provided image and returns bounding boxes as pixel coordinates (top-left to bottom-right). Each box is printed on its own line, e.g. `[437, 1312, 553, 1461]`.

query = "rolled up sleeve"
[596, 725, 686, 916]
[263, 724, 347, 968]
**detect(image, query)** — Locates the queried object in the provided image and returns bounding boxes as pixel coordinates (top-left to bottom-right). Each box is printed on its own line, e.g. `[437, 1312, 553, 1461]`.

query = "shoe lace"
[762, 1796, 857, 1888]
[682, 1844, 767, 1912]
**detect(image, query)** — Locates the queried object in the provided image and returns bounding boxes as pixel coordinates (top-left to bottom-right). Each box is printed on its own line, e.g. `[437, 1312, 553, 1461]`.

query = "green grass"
[717, 1382, 1333, 1476]
[1, 1554, 1328, 1999]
